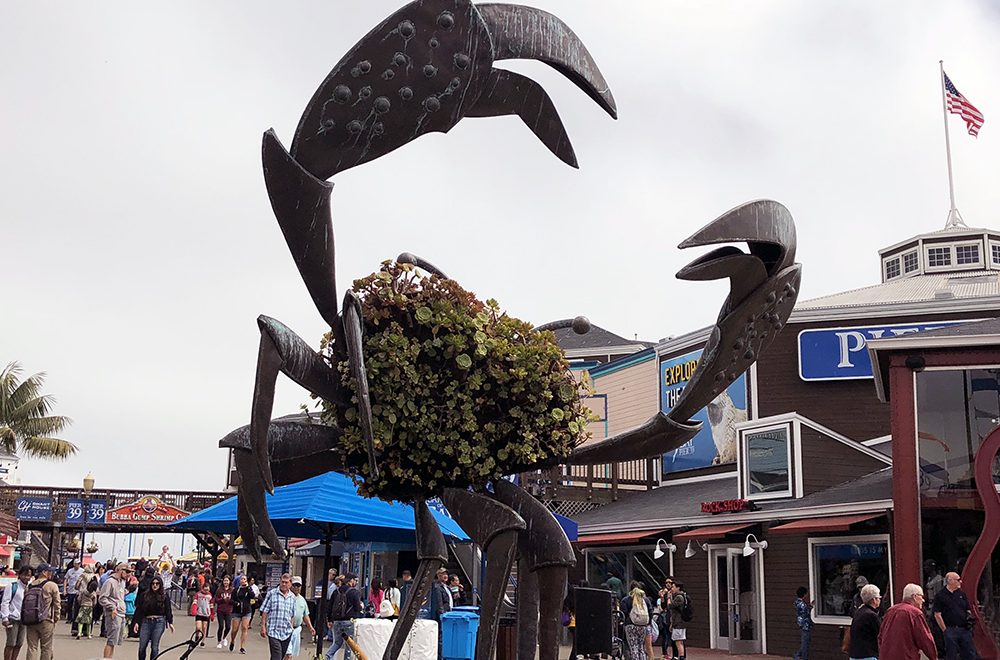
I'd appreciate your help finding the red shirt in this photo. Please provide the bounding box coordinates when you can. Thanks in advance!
[878,603,938,660]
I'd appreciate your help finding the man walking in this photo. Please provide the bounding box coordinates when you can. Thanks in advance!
[23,563,60,660]
[848,584,881,660]
[398,570,413,609]
[63,560,83,628]
[99,562,132,658]
[325,573,362,660]
[1,566,32,660]
[878,583,937,660]
[667,581,689,660]
[933,572,976,660]
[429,568,453,624]
[260,574,296,660]
[793,586,813,660]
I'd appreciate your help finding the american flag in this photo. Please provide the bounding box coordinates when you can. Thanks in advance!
[944,72,984,137]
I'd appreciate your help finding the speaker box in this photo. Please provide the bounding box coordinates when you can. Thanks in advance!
[574,587,614,655]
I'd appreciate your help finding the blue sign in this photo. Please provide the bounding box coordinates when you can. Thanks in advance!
[797,321,967,381]
[660,349,747,474]
[65,499,106,525]
[15,497,52,522]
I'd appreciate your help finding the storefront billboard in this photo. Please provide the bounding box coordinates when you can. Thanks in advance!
[797,320,966,381]
[106,496,189,525]
[65,499,106,525]
[15,497,52,522]
[660,349,747,475]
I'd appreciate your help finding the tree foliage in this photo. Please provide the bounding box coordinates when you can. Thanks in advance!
[0,362,76,460]
[320,262,590,501]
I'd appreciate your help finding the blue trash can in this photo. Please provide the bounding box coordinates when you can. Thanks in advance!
[441,610,480,660]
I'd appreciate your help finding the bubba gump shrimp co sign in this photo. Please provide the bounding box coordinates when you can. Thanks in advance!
[107,496,189,525]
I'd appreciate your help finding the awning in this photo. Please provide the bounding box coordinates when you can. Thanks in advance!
[575,530,663,545]
[673,522,754,541]
[768,513,884,535]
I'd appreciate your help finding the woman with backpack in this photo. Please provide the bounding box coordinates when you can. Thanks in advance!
[621,582,654,660]
[228,575,254,654]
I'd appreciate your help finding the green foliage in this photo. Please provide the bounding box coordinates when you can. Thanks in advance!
[320,262,590,500]
[0,362,76,460]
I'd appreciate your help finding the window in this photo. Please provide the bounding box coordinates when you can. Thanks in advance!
[992,243,1000,265]
[903,251,919,273]
[927,246,951,267]
[808,536,892,624]
[956,244,980,265]
[744,425,792,498]
[884,258,901,280]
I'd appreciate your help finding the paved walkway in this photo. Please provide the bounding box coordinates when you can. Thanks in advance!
[49,621,787,660]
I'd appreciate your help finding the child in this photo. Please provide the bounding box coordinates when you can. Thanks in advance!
[76,577,99,639]
[194,581,214,646]
[125,583,138,637]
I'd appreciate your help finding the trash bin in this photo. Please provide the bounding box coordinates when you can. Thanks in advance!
[495,617,516,660]
[441,610,480,660]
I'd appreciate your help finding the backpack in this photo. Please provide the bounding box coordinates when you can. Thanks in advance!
[20,580,49,625]
[329,587,352,621]
[87,578,99,593]
[680,593,694,623]
[629,597,650,626]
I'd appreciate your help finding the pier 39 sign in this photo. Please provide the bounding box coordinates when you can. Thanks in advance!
[797,320,965,381]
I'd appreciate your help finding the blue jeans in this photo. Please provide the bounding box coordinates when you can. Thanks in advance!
[945,626,976,660]
[794,627,811,660]
[138,617,166,660]
[325,620,355,660]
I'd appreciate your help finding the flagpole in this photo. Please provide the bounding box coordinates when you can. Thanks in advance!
[939,60,961,226]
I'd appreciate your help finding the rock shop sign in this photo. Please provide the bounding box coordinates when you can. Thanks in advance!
[107,496,189,525]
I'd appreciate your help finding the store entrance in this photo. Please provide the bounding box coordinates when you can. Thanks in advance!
[708,547,763,654]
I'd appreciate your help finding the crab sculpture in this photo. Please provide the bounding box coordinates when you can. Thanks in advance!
[221,3,802,660]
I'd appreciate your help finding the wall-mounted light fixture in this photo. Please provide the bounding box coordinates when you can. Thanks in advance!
[653,539,676,559]
[684,539,707,559]
[743,533,768,557]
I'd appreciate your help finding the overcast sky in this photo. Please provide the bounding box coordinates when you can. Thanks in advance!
[5,0,999,492]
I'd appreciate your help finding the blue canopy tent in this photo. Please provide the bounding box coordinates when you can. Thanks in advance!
[169,470,467,544]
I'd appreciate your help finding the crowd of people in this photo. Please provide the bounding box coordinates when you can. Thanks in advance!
[794,572,977,660]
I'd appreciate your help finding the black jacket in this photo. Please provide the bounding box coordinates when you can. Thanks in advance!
[848,604,881,659]
[132,591,173,629]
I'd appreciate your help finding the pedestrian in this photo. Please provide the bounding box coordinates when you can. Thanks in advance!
[132,576,174,660]
[75,576,98,639]
[248,576,262,626]
[214,575,234,648]
[932,572,975,660]
[385,579,401,618]
[186,567,200,614]
[447,575,465,607]
[324,573,362,660]
[429,568,452,622]
[667,580,689,660]
[92,563,106,635]
[656,577,679,660]
[22,563,60,660]
[878,583,938,660]
[1,565,32,660]
[229,575,254,654]
[124,583,137,638]
[368,579,384,617]
[98,562,132,658]
[849,584,882,660]
[193,581,214,646]
[794,586,813,660]
[621,582,654,660]
[285,576,315,659]
[63,560,83,627]
[398,570,413,609]
[605,570,626,601]
[260,573,297,660]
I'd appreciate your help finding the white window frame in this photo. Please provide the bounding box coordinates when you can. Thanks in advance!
[954,240,983,267]
[989,240,1000,266]
[883,257,901,280]
[806,534,893,625]
[739,421,794,501]
[925,244,953,270]
[902,250,919,274]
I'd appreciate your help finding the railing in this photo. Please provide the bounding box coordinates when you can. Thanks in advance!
[0,485,228,527]
[520,456,660,503]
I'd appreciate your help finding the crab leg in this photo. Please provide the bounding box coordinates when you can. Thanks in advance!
[441,488,525,660]
[342,291,379,479]
[384,499,447,660]
[491,480,573,660]
[396,253,449,279]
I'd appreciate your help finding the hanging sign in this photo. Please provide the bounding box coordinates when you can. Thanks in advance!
[15,497,52,522]
[700,499,753,514]
[65,499,107,525]
[106,496,189,525]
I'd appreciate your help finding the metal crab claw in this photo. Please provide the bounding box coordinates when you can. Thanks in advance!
[397,252,449,279]
[289,0,616,180]
[568,200,801,465]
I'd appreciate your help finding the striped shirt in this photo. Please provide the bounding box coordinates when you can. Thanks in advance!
[260,588,296,641]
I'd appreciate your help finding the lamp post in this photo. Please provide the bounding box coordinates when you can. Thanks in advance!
[81,473,95,563]
[147,537,154,561]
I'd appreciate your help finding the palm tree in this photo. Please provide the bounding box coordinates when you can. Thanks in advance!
[0,362,76,459]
